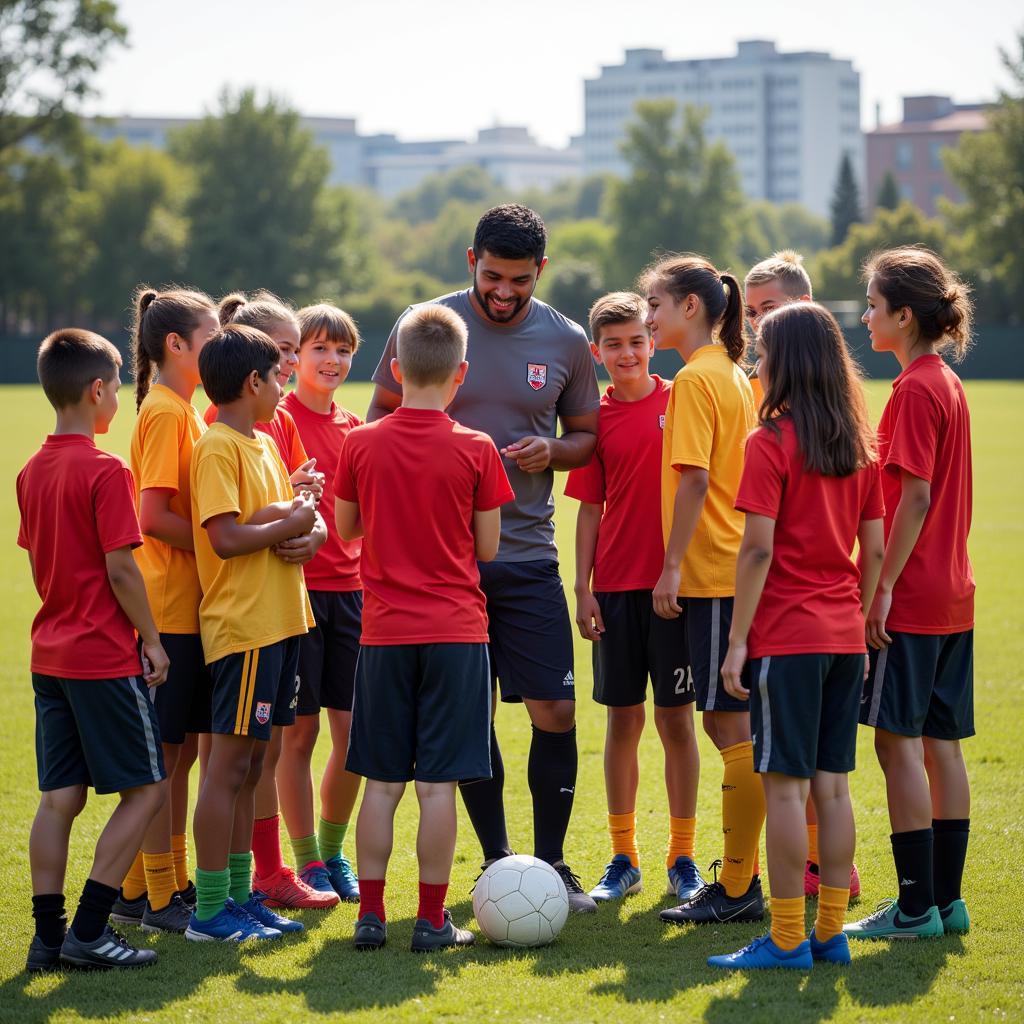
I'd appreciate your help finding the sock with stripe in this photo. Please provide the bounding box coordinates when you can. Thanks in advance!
[195,867,230,922]
[171,833,189,892]
[32,893,66,948]
[891,828,934,917]
[228,851,253,906]
[417,881,448,929]
[71,879,119,943]
[608,811,639,867]
[806,824,820,867]
[814,884,850,942]
[718,741,766,898]
[666,816,696,868]
[121,849,147,901]
[317,817,349,862]
[252,814,285,881]
[359,878,386,922]
[143,851,177,911]
[932,818,970,907]
[770,895,806,951]
[291,833,321,870]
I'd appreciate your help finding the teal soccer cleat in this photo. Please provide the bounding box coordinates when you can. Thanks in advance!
[324,854,360,903]
[843,898,943,940]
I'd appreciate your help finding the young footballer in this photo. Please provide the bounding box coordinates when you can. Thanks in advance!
[565,293,702,904]
[336,304,514,952]
[644,255,765,927]
[276,304,364,902]
[20,329,169,971]
[710,303,885,970]
[846,247,975,940]
[185,325,323,942]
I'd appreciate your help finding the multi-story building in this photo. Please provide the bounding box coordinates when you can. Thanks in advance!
[583,39,863,217]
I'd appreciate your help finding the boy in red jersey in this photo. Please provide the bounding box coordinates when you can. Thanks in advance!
[336,304,514,952]
[565,293,700,905]
[18,329,169,972]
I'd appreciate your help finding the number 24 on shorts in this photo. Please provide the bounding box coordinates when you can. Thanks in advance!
[674,667,694,695]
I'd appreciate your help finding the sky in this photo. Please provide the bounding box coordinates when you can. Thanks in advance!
[86,0,1021,146]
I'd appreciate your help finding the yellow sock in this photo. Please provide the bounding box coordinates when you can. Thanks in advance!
[608,811,639,867]
[770,895,806,950]
[144,851,177,911]
[718,742,766,898]
[666,816,696,868]
[171,833,189,892]
[122,850,147,900]
[814,885,850,942]
[807,824,820,866]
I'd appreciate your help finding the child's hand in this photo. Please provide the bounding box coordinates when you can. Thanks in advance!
[574,590,605,642]
[141,637,170,688]
[720,642,749,700]
[286,492,317,536]
[865,587,893,649]
[291,458,325,503]
[652,566,682,619]
[501,436,552,473]
[273,535,317,565]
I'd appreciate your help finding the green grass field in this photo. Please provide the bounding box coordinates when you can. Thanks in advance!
[1,380,1021,1024]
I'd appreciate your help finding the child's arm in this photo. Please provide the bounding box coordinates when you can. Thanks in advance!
[720,513,775,700]
[652,467,708,619]
[335,497,363,541]
[26,552,41,599]
[105,546,169,687]
[273,511,328,565]
[857,518,886,616]
[866,470,931,649]
[573,502,604,641]
[473,508,501,562]
[139,488,194,550]
[205,493,317,560]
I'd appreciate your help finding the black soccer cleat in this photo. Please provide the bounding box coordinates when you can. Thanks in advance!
[109,890,147,927]
[552,860,598,914]
[59,925,158,969]
[26,935,63,973]
[353,912,387,951]
[411,909,475,952]
[660,861,765,925]
[141,892,193,934]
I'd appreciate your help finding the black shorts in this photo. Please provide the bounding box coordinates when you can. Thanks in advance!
[478,559,575,703]
[684,597,747,713]
[749,653,864,778]
[209,637,301,741]
[297,590,362,715]
[346,643,492,783]
[33,673,166,795]
[593,590,693,707]
[149,634,213,744]
[861,630,974,740]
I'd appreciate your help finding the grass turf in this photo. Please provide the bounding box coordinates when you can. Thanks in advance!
[0,380,1021,1024]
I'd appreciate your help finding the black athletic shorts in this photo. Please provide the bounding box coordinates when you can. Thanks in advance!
[592,590,693,707]
[297,590,362,715]
[33,673,166,795]
[346,643,492,783]
[749,653,864,777]
[209,637,301,741]
[478,559,575,703]
[147,633,212,744]
[861,630,974,740]
[684,597,748,713]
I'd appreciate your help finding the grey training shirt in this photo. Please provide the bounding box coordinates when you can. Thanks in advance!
[372,289,600,562]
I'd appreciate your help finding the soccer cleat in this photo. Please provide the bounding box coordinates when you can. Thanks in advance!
[589,854,643,902]
[141,892,192,934]
[299,860,337,895]
[242,895,304,934]
[666,855,706,903]
[939,899,970,934]
[843,898,943,940]
[184,898,283,942]
[26,935,63,973]
[179,880,197,909]
[324,853,360,903]
[708,933,812,970]
[804,861,861,899]
[59,925,157,969]
[411,909,475,952]
[809,927,852,964]
[254,866,339,909]
[660,862,765,925]
[353,912,387,951]
[551,860,598,914]
[109,890,146,927]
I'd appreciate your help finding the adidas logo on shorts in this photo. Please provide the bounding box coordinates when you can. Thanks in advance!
[562,672,574,687]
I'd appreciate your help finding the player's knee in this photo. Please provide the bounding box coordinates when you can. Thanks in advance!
[285,715,319,757]
[654,705,695,745]
[607,704,645,739]
[529,699,575,733]
[41,785,88,820]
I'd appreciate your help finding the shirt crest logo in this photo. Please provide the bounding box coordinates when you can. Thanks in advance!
[255,701,272,726]
[659,414,666,430]
[527,363,547,390]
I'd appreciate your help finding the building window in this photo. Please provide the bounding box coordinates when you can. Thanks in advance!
[929,140,946,171]
[896,141,913,171]
[900,182,914,202]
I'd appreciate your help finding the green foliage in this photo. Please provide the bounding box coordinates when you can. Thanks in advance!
[390,164,501,226]
[520,173,614,224]
[830,151,862,245]
[876,170,901,211]
[537,259,606,331]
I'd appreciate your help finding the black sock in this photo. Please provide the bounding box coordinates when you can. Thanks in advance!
[528,725,577,865]
[891,828,935,917]
[932,818,970,907]
[71,879,119,943]
[32,893,66,948]
[459,724,513,862]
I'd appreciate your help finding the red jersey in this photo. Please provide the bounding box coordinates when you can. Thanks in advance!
[565,377,669,591]
[281,391,362,592]
[877,355,974,633]
[17,435,144,679]
[735,418,884,658]
[204,401,308,474]
[334,407,514,645]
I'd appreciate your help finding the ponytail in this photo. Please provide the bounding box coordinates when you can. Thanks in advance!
[218,289,298,335]
[718,272,744,363]
[217,292,247,327]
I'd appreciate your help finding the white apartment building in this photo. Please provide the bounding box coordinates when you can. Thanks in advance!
[584,40,863,217]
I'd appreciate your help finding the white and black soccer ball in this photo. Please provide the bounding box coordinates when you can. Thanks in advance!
[472,854,569,948]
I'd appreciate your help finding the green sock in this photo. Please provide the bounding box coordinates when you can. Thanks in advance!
[228,852,253,906]
[195,867,231,922]
[318,817,349,862]
[291,834,321,869]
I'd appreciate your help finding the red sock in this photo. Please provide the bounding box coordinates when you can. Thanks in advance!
[252,815,285,880]
[418,881,448,930]
[359,879,386,922]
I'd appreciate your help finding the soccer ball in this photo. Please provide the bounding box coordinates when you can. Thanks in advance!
[472,854,569,948]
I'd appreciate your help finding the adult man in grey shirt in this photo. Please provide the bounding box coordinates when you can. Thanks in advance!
[367,205,600,912]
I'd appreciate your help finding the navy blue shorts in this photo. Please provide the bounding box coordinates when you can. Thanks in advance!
[593,590,693,707]
[297,590,362,715]
[346,643,492,783]
[209,637,301,741]
[33,673,166,795]
[478,559,575,703]
[149,634,213,744]
[684,597,747,713]
[861,630,974,740]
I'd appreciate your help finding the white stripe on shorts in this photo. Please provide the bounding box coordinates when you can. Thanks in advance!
[757,657,773,773]
[867,647,889,727]
[706,597,722,708]
[130,678,163,783]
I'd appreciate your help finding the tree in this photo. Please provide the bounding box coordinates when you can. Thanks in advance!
[391,164,500,225]
[538,259,605,329]
[829,151,862,245]
[876,170,901,212]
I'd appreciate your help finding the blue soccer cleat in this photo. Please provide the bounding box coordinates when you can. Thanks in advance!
[298,861,336,895]
[666,855,705,903]
[809,928,851,964]
[324,854,360,903]
[589,854,643,902]
[708,933,812,970]
[184,898,283,942]
[242,894,304,934]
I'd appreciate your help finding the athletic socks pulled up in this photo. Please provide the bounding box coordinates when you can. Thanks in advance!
[667,816,696,868]
[770,895,806,951]
[608,812,638,867]
[121,849,147,901]
[891,827,935,917]
[528,724,577,865]
[228,851,253,906]
[317,817,349,863]
[718,741,765,898]
[32,893,66,948]
[71,879,119,943]
[359,878,386,922]
[171,833,189,893]
[195,867,230,922]
[252,814,285,880]
[291,833,321,870]
[144,851,177,911]
[815,884,850,942]
[933,818,970,907]
[459,724,513,863]
[417,881,448,929]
